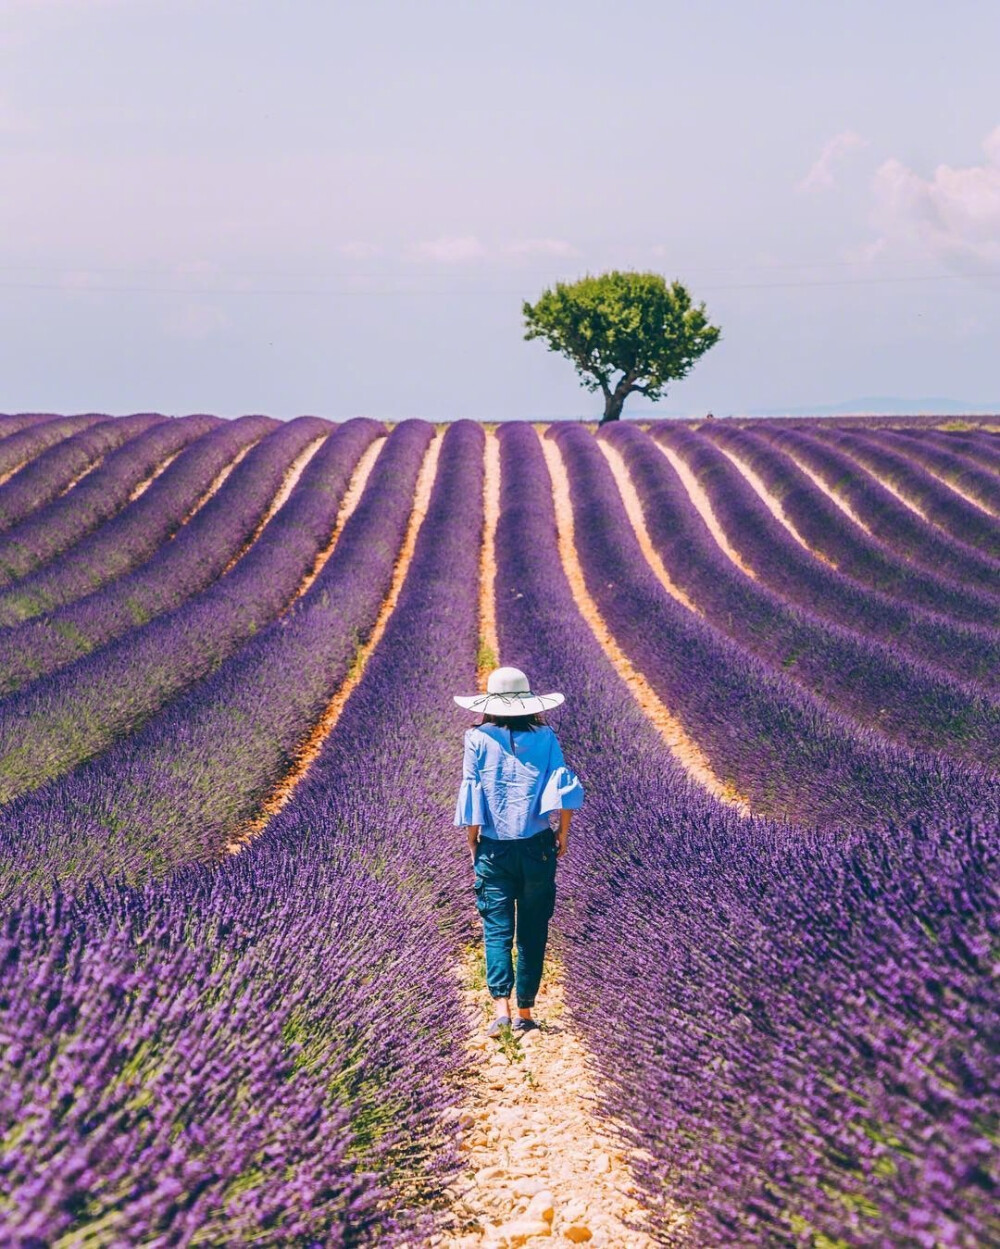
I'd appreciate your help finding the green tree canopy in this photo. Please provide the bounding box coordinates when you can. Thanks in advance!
[523,270,721,423]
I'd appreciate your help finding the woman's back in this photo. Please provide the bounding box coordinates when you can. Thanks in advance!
[458,723,581,842]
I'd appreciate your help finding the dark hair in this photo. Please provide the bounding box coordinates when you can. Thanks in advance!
[479,712,544,731]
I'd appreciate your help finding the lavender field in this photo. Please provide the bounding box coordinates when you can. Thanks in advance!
[0,411,997,1247]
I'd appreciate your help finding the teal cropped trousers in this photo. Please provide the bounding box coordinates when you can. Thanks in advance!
[472,829,558,1008]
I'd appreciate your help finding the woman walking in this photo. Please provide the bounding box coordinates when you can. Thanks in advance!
[454,666,584,1036]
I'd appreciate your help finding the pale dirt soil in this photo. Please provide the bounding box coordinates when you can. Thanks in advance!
[432,956,666,1249]
[435,436,682,1247]
[894,456,1000,518]
[182,437,259,523]
[220,433,329,575]
[0,460,30,488]
[126,448,184,503]
[774,448,879,536]
[596,440,701,615]
[53,454,107,501]
[477,431,501,686]
[541,432,748,811]
[814,442,932,522]
[225,432,443,848]
[708,443,838,569]
[652,441,759,581]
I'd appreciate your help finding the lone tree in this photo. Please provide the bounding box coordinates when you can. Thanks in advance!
[523,270,721,424]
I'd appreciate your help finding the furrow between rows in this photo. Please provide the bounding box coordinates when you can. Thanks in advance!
[0,415,219,589]
[0,420,425,894]
[737,424,1000,624]
[0,419,312,697]
[597,438,700,612]
[0,416,274,627]
[290,432,387,603]
[447,426,658,1248]
[0,414,162,532]
[654,436,757,579]
[552,422,999,828]
[819,428,1000,560]
[667,426,1000,691]
[541,432,745,809]
[709,436,840,563]
[0,415,104,486]
[477,430,501,683]
[602,424,1000,771]
[0,417,354,807]
[493,420,999,1246]
[226,428,443,846]
[886,428,1000,517]
[219,432,330,575]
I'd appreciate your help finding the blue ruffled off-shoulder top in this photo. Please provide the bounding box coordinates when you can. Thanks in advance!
[454,724,584,840]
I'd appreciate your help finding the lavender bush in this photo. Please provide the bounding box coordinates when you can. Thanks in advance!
[0,416,322,699]
[0,420,428,894]
[754,424,1000,608]
[267,418,485,925]
[653,423,1000,690]
[550,422,999,827]
[601,422,1000,762]
[0,414,217,587]
[886,428,1000,515]
[701,422,1000,631]
[0,413,76,437]
[0,413,162,533]
[0,422,487,1243]
[0,836,463,1244]
[0,415,274,625]
[922,428,1000,475]
[814,427,1000,561]
[0,413,995,1246]
[0,418,377,805]
[496,420,1000,1246]
[0,414,104,482]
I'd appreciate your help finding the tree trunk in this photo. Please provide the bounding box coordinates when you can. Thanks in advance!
[600,391,627,424]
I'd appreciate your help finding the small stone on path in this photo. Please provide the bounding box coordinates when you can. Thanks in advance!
[563,1224,593,1243]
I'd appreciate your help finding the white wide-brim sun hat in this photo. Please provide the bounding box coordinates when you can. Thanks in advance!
[454,666,564,717]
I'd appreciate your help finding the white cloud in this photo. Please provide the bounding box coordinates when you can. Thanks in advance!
[868,125,1000,270]
[796,131,868,193]
[504,238,578,258]
[412,235,487,263]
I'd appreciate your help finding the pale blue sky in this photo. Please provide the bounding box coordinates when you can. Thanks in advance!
[0,0,997,418]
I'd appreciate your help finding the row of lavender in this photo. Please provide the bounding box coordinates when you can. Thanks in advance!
[0,422,483,1243]
[0,416,376,803]
[1,414,995,819]
[0,414,993,1244]
[497,422,999,1246]
[742,423,1000,597]
[0,415,218,586]
[688,412,999,430]
[0,420,431,894]
[697,423,1000,631]
[600,424,1000,767]
[552,422,1000,828]
[0,414,269,625]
